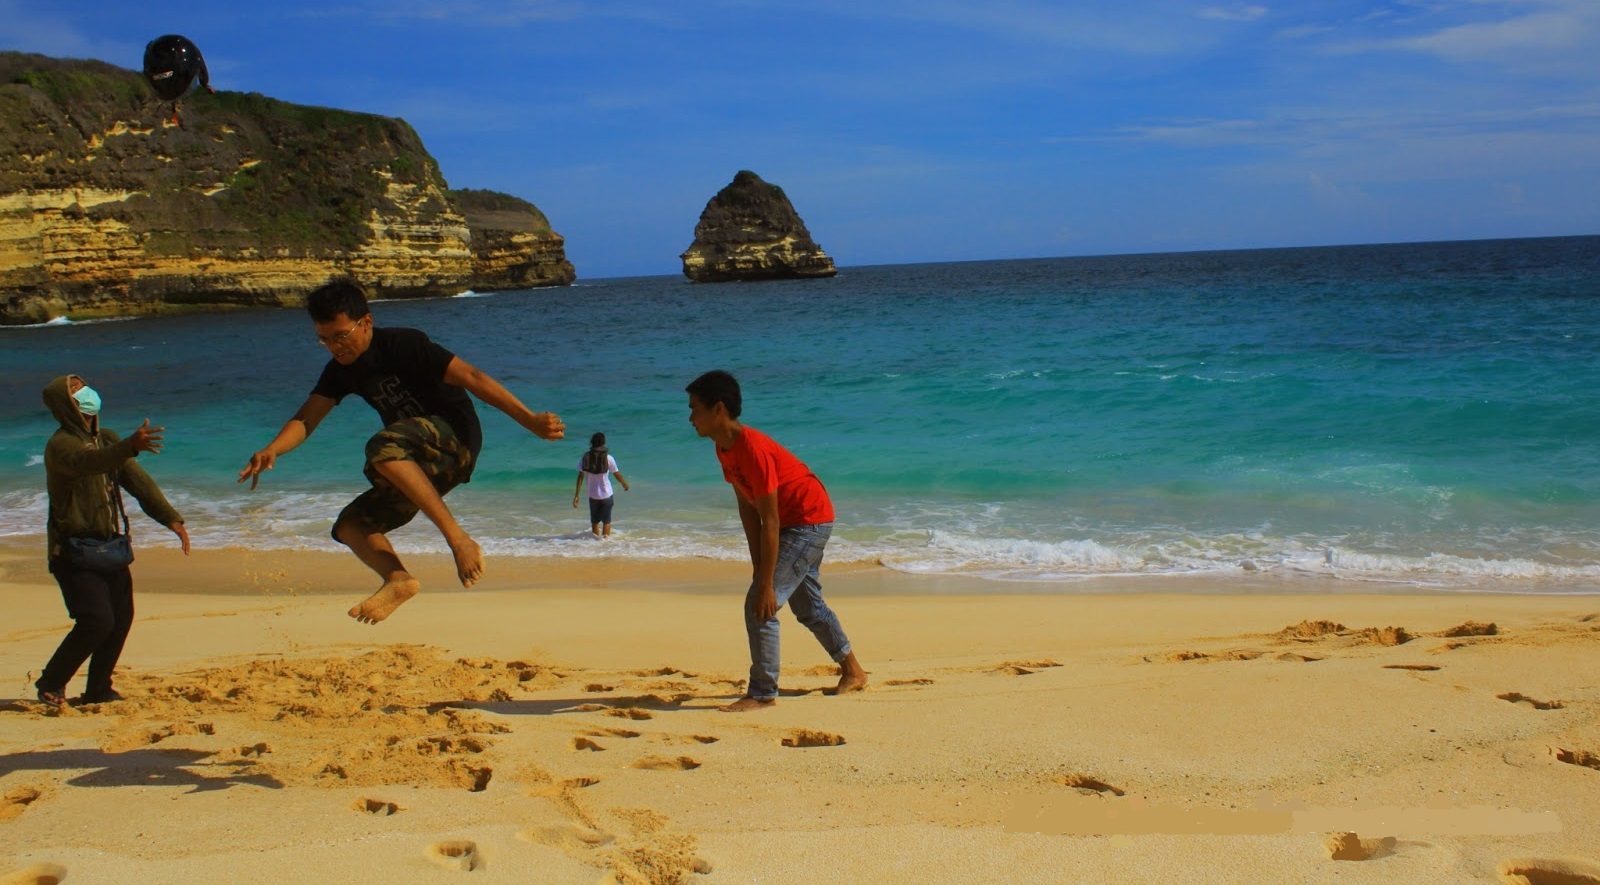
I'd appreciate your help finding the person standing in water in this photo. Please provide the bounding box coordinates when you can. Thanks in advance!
[238,279,565,624]
[36,375,190,708]
[573,432,630,538]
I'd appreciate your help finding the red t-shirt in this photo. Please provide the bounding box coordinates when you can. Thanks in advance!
[717,426,834,527]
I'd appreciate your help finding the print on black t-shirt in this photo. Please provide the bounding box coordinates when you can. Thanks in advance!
[310,327,484,465]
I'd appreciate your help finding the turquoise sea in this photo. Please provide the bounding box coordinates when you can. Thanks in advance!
[3,236,1599,592]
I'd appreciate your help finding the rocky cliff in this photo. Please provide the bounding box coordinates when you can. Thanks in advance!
[680,170,836,282]
[0,52,574,325]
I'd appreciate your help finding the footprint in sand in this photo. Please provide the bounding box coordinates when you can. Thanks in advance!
[446,762,493,792]
[630,755,701,770]
[631,666,692,677]
[884,677,935,686]
[1383,664,1441,671]
[1550,747,1600,771]
[151,721,216,742]
[605,708,654,721]
[584,683,615,692]
[780,729,845,748]
[352,798,401,815]
[234,742,272,758]
[1275,653,1322,662]
[1356,627,1414,646]
[1438,621,1498,638]
[1497,857,1600,884]
[427,840,482,872]
[644,733,721,747]
[419,736,492,755]
[573,737,606,752]
[0,787,44,822]
[529,775,601,800]
[992,659,1063,675]
[1053,773,1124,796]
[102,721,217,753]
[583,727,640,739]
[1326,831,1396,861]
[1153,650,1210,662]
[1498,692,1565,711]
[0,862,68,885]
[521,824,615,851]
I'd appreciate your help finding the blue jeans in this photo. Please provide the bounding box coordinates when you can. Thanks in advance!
[745,523,852,701]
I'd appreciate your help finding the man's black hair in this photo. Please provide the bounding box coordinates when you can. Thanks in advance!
[686,370,741,420]
[589,431,606,448]
[306,279,371,323]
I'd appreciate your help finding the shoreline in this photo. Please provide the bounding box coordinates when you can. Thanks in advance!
[5,540,1597,600]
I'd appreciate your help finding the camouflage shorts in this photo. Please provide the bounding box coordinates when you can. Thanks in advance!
[333,415,475,538]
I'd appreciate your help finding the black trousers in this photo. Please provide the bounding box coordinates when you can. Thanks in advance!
[37,562,134,697]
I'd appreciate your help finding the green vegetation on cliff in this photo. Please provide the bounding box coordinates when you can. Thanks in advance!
[0,52,574,323]
[1,53,445,253]
[448,188,553,233]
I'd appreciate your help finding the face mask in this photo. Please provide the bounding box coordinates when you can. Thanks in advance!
[72,385,102,417]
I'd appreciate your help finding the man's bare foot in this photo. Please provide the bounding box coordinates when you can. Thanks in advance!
[348,575,420,624]
[719,696,776,712]
[449,536,484,587]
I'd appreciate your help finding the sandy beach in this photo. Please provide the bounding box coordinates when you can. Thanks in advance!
[1,541,1597,883]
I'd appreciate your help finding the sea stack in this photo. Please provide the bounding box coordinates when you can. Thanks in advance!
[680,170,836,282]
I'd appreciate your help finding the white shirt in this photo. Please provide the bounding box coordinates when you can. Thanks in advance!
[578,454,619,499]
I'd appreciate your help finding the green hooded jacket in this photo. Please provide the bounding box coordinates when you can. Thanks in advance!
[41,375,183,564]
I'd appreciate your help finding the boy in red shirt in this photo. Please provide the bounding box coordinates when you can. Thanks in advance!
[686,370,868,711]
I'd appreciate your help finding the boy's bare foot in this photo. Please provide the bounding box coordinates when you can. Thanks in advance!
[833,670,869,694]
[830,652,869,694]
[719,697,776,712]
[348,575,420,624]
[449,536,484,587]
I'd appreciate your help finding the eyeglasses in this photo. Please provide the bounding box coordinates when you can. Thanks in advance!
[315,317,367,348]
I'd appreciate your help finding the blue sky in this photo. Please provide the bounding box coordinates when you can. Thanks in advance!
[4,1,1597,278]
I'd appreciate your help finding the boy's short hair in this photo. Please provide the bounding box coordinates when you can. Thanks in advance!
[306,279,371,323]
[686,370,742,420]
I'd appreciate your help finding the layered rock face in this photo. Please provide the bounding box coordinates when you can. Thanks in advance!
[450,189,574,291]
[0,53,573,325]
[680,170,835,282]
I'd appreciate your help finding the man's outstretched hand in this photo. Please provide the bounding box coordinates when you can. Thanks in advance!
[237,450,277,489]
[532,412,566,440]
[129,419,164,454]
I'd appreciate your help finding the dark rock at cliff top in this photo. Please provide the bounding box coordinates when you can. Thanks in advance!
[0,52,572,324]
[680,170,836,282]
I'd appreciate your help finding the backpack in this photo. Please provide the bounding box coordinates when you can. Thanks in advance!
[582,447,609,475]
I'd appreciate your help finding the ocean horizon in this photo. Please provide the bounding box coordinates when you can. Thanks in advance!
[4,234,1600,593]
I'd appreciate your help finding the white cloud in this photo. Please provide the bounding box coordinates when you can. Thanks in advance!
[1400,8,1597,59]
[1274,24,1332,40]
[1199,5,1268,23]
[1331,0,1600,69]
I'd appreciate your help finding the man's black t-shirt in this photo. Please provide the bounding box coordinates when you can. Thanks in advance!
[311,327,483,471]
